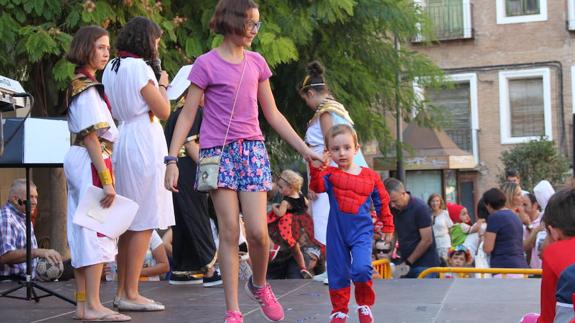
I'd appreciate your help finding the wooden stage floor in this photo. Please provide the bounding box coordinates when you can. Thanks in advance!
[0,278,540,322]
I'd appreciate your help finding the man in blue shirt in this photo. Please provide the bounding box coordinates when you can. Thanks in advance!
[0,179,63,281]
[384,178,440,278]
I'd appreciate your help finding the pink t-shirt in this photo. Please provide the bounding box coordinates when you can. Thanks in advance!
[188,49,272,148]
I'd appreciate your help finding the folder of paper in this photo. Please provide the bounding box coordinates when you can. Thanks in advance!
[73,185,139,238]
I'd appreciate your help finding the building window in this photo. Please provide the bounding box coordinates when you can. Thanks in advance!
[413,0,472,41]
[496,0,547,24]
[506,0,539,16]
[499,68,552,144]
[424,73,479,164]
[427,84,472,151]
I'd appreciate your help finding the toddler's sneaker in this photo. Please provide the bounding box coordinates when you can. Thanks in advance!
[329,311,349,323]
[245,276,285,321]
[223,311,243,323]
[313,270,327,282]
[357,305,374,323]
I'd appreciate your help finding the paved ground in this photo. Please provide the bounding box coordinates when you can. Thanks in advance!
[0,278,540,322]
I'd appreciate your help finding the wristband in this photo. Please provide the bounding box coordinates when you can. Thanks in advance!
[159,84,168,90]
[185,135,199,144]
[166,160,177,165]
[164,155,178,164]
[98,169,113,185]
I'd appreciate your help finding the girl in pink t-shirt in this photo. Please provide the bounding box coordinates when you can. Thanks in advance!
[164,1,322,322]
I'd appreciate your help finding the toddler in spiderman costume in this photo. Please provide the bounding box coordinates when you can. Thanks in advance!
[309,124,394,323]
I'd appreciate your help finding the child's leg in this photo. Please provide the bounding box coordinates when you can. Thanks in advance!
[238,191,268,287]
[326,226,352,314]
[115,233,128,299]
[122,230,153,302]
[74,267,86,318]
[350,235,375,307]
[211,189,241,312]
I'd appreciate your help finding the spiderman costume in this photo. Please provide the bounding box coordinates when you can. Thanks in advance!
[309,164,394,315]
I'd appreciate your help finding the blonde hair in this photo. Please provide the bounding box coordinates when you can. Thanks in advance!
[501,181,521,208]
[279,169,303,192]
[324,124,359,148]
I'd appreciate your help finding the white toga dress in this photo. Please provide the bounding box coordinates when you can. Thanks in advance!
[64,87,117,268]
[103,58,175,231]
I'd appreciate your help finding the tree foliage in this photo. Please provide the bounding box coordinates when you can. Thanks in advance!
[498,138,570,192]
[0,0,445,171]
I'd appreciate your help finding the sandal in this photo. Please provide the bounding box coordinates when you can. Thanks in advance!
[73,291,86,320]
[81,312,131,322]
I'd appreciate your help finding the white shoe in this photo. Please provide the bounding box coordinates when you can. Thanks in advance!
[313,271,327,282]
[323,277,329,285]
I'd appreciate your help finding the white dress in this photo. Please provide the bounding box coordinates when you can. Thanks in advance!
[64,88,117,268]
[102,58,175,231]
[305,112,368,244]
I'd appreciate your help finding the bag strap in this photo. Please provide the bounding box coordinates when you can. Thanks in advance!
[220,57,247,153]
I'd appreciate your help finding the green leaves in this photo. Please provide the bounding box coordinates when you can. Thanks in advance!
[257,33,298,67]
[20,25,60,62]
[0,0,446,166]
[499,138,569,191]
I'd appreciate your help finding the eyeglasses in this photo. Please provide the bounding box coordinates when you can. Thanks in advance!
[246,21,262,32]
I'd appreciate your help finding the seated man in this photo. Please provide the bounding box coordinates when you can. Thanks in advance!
[0,179,69,281]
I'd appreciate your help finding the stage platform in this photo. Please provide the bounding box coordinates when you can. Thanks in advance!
[0,278,540,322]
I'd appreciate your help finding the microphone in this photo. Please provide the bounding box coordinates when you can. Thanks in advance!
[146,58,162,82]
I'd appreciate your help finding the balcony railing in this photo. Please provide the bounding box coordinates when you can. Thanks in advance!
[414,0,473,42]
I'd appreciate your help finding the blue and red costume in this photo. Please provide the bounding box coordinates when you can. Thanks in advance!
[309,164,394,314]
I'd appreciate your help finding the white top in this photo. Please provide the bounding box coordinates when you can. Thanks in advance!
[305,112,368,167]
[103,58,157,122]
[142,230,164,281]
[68,87,117,142]
[432,210,453,249]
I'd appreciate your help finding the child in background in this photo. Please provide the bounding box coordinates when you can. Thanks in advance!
[270,170,313,279]
[520,187,575,323]
[444,245,472,278]
[448,203,479,248]
[104,230,170,282]
[309,124,394,323]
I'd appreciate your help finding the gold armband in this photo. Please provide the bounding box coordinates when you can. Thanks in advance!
[98,169,113,185]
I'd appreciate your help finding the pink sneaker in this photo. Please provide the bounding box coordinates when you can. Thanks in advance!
[329,312,349,323]
[224,311,243,323]
[245,277,285,321]
[357,305,374,323]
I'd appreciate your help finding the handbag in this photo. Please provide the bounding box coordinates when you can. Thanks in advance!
[196,58,247,192]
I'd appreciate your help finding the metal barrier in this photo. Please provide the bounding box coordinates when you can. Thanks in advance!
[372,259,392,279]
[417,267,542,279]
